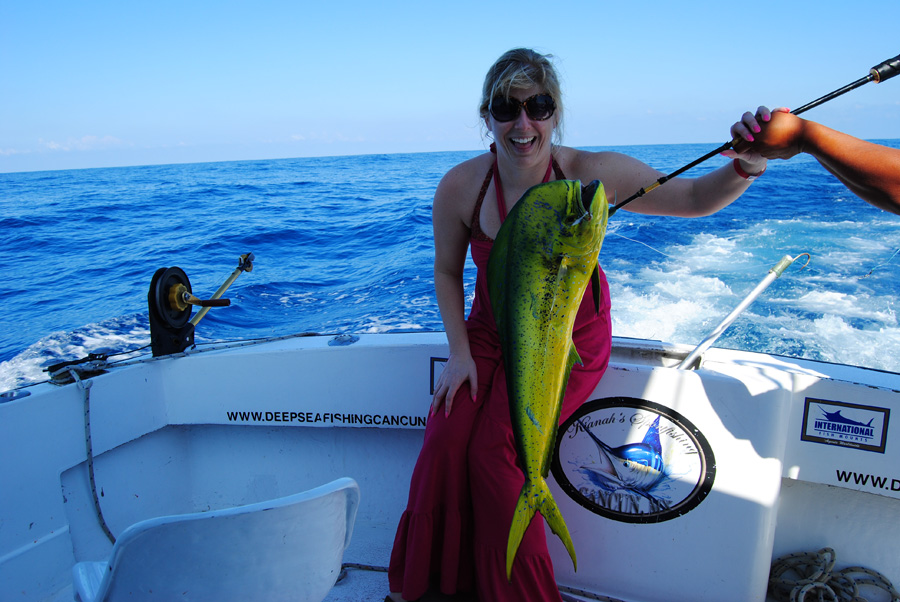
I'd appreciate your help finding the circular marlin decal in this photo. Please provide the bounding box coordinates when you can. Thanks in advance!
[552,397,716,524]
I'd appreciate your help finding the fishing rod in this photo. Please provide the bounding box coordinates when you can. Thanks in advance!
[608,53,900,217]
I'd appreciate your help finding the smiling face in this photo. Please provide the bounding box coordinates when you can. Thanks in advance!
[486,85,559,166]
[479,48,565,157]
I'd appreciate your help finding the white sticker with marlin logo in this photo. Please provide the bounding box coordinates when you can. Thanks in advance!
[551,397,716,524]
[801,397,890,454]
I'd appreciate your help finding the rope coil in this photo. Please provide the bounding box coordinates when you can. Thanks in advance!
[769,547,900,602]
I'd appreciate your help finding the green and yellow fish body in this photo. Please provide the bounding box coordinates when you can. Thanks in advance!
[487,179,608,580]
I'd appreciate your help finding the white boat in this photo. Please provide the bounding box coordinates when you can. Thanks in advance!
[2,263,899,602]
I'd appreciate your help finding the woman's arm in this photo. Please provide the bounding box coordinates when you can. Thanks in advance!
[575,147,767,218]
[430,168,479,416]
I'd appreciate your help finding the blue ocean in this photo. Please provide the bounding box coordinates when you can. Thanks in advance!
[2,142,900,392]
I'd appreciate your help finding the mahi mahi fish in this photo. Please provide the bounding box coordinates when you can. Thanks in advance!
[487,178,609,579]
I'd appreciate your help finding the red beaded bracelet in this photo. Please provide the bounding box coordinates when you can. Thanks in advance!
[733,158,766,181]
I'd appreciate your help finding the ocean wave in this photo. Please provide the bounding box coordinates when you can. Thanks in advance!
[2,146,899,387]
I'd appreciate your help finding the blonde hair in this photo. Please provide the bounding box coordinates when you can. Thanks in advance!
[479,48,564,144]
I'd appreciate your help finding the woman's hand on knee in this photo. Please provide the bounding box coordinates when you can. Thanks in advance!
[431,354,478,417]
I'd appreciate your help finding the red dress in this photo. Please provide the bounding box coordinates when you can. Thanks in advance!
[388,159,612,601]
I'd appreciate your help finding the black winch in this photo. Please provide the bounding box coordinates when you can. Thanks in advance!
[147,253,254,356]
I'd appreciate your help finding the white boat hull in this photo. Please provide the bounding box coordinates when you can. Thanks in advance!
[1,333,898,601]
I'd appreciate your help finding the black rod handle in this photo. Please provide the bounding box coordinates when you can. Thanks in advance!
[793,53,900,116]
[871,54,900,83]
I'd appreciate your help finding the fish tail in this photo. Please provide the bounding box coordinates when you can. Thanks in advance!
[506,483,536,580]
[506,478,577,580]
[539,480,578,574]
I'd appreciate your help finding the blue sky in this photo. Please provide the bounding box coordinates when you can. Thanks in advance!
[2,1,898,173]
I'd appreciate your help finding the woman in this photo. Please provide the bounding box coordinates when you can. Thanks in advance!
[387,48,767,602]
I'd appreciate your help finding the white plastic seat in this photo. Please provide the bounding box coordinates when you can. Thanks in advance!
[72,477,359,602]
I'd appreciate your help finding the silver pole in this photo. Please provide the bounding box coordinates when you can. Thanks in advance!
[678,255,801,370]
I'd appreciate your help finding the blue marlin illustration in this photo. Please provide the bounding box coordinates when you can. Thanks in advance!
[819,408,874,428]
[577,416,669,501]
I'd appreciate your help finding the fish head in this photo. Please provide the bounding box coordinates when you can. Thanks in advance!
[555,179,608,258]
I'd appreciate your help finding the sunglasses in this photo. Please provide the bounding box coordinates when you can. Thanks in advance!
[489,94,556,122]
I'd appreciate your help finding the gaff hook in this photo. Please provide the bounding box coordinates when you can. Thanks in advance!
[678,253,811,370]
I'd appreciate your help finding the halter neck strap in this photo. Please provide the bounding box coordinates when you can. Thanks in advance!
[490,144,554,221]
